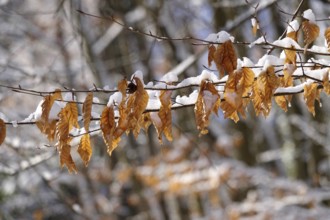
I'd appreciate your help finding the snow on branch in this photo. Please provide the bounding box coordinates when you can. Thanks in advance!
[1,6,330,172]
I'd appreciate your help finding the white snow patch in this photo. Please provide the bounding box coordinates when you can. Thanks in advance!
[146,91,161,110]
[107,92,122,107]
[0,112,8,122]
[302,9,316,23]
[309,45,330,54]
[132,70,144,84]
[160,71,179,82]
[11,120,18,128]
[103,85,110,90]
[237,57,255,70]
[272,37,301,49]
[204,31,234,43]
[287,20,299,33]
[177,70,218,87]
[251,18,259,29]
[249,36,266,47]
[242,57,255,67]
[275,83,306,94]
[174,90,199,106]
[256,55,284,74]
[92,97,100,103]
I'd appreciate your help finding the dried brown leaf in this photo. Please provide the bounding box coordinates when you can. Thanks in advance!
[118,78,128,101]
[238,68,255,96]
[323,71,330,95]
[195,88,206,134]
[100,106,117,155]
[127,77,149,137]
[251,18,259,36]
[304,83,320,116]
[275,96,288,112]
[302,20,320,47]
[66,102,79,130]
[56,108,70,147]
[36,120,57,141]
[284,47,296,65]
[0,119,6,146]
[41,89,62,125]
[37,89,62,141]
[256,66,280,116]
[251,81,264,116]
[287,31,298,42]
[195,80,220,134]
[325,27,330,51]
[78,134,92,166]
[60,143,77,173]
[158,90,173,141]
[208,45,216,67]
[220,92,241,122]
[220,68,254,121]
[139,112,152,131]
[82,92,93,132]
[274,66,294,112]
[213,40,237,78]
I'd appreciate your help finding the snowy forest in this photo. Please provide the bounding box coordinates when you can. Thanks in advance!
[1,0,330,219]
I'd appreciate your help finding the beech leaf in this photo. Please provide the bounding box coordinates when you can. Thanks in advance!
[60,143,77,173]
[304,83,320,116]
[78,134,92,166]
[0,119,6,146]
[213,40,237,78]
[82,92,93,132]
[302,20,320,47]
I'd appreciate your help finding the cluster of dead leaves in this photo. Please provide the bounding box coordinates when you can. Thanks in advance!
[100,77,149,156]
[34,91,94,173]
[1,12,330,173]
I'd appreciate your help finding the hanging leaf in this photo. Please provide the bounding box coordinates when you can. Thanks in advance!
[325,27,330,51]
[258,66,280,114]
[118,78,128,100]
[237,68,255,96]
[251,81,264,116]
[78,134,92,166]
[275,96,288,112]
[157,90,173,142]
[56,107,70,147]
[287,31,298,42]
[251,17,259,36]
[36,120,57,142]
[139,112,152,131]
[213,40,237,78]
[304,83,320,116]
[208,45,216,67]
[66,102,79,130]
[127,77,149,137]
[195,80,220,134]
[220,67,254,121]
[112,78,129,139]
[195,88,206,134]
[220,94,240,122]
[100,106,117,155]
[275,66,294,112]
[323,71,330,95]
[37,89,62,141]
[302,20,320,47]
[40,89,62,126]
[82,92,93,132]
[284,47,296,65]
[60,143,77,173]
[0,119,6,146]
